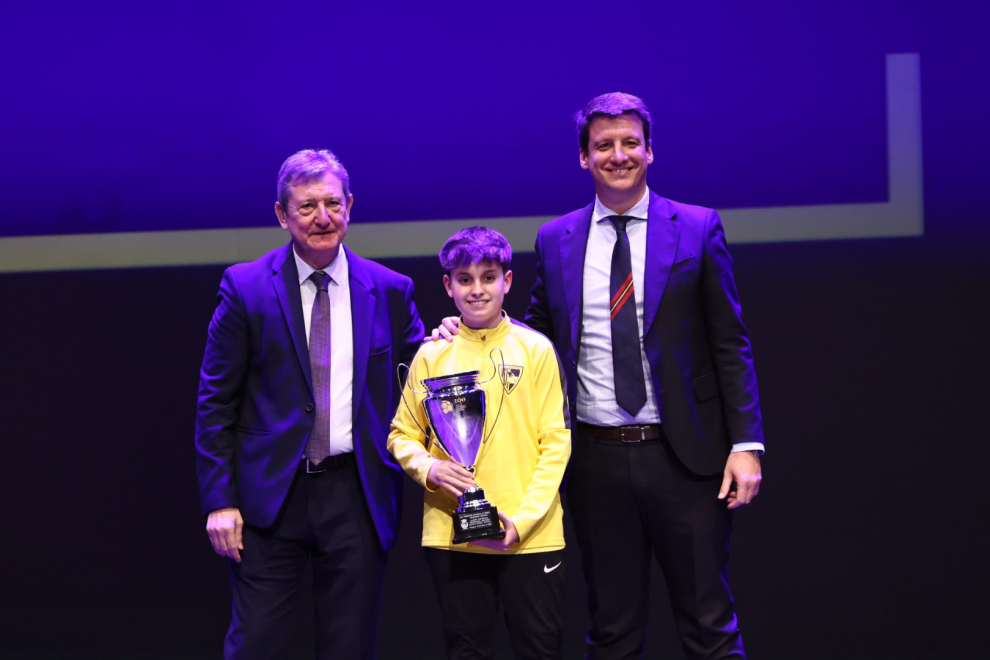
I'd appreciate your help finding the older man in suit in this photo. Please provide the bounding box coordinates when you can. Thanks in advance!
[196,149,424,659]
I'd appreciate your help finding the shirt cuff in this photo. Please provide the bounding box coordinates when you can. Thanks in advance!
[731,442,765,456]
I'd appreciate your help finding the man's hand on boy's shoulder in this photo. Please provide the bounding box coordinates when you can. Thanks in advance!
[469,512,519,552]
[427,317,460,343]
[427,459,475,499]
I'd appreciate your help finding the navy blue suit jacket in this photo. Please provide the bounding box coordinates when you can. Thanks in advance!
[195,243,425,551]
[525,192,763,476]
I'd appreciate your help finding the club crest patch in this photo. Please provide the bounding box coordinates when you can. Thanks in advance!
[498,365,524,394]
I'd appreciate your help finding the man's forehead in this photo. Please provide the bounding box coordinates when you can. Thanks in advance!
[289,172,344,196]
[589,113,645,138]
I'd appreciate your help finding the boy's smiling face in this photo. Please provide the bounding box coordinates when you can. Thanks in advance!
[443,260,513,330]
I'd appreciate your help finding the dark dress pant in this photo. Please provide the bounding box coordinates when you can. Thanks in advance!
[566,429,745,660]
[224,457,387,660]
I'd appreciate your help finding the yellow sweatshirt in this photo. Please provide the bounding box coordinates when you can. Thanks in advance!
[388,314,570,554]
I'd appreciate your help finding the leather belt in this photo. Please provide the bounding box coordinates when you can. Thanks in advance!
[576,422,665,443]
[303,452,355,473]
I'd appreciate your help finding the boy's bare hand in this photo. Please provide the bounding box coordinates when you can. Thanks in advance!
[427,460,475,498]
[428,317,460,342]
[469,512,519,551]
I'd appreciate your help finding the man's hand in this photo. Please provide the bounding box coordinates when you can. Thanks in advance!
[427,460,475,499]
[427,317,460,343]
[206,507,244,562]
[718,452,762,509]
[469,512,519,552]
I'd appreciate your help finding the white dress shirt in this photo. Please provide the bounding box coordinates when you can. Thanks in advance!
[293,248,354,456]
[576,189,763,454]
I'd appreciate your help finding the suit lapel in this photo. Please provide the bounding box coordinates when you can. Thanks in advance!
[559,203,593,351]
[643,193,680,337]
[273,243,314,396]
[346,247,374,433]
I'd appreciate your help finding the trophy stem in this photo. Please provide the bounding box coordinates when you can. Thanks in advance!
[452,471,505,544]
[460,466,481,499]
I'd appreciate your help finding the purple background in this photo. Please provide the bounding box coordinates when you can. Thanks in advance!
[1,0,944,237]
[2,1,989,658]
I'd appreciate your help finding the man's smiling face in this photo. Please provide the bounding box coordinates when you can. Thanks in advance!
[275,172,353,269]
[580,112,654,210]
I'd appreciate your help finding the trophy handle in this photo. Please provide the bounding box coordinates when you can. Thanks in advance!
[475,347,503,386]
[396,363,431,440]
[479,348,509,445]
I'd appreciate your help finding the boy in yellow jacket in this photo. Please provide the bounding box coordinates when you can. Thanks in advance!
[388,226,571,659]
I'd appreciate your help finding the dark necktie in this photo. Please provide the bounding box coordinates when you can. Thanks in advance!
[608,216,647,416]
[306,271,332,464]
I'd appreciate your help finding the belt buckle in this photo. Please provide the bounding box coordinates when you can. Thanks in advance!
[620,426,645,443]
[306,458,328,473]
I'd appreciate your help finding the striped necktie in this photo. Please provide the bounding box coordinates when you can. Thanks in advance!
[608,215,647,416]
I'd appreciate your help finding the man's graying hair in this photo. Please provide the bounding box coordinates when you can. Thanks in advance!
[277,149,351,210]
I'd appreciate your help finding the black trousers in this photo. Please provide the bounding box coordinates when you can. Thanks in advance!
[224,458,387,660]
[424,547,566,660]
[566,430,745,660]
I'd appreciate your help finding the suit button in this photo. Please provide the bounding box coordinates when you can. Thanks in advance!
[305,403,315,412]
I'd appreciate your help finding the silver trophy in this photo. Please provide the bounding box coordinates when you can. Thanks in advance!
[419,370,505,544]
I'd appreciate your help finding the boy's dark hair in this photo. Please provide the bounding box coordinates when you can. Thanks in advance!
[575,92,652,154]
[439,226,513,275]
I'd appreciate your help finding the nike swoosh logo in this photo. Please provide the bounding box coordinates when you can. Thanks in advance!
[544,562,562,573]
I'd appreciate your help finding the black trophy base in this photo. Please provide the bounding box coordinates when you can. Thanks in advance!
[451,489,505,544]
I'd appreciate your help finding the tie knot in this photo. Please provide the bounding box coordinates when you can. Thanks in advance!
[608,215,633,234]
[309,271,331,292]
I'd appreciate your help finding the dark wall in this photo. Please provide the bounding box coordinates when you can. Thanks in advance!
[2,230,988,658]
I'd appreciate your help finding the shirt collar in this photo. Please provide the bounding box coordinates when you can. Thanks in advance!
[293,246,346,286]
[456,311,511,342]
[592,187,651,224]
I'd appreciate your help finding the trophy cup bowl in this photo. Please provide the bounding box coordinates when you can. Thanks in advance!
[421,371,505,544]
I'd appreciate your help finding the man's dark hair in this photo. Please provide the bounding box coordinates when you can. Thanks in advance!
[575,92,652,153]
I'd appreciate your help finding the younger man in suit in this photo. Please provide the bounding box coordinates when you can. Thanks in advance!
[388,227,571,660]
[527,93,765,659]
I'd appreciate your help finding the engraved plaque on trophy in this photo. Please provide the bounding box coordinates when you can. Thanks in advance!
[421,370,505,544]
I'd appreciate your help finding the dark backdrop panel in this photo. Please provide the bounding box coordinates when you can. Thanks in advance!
[2,231,987,658]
